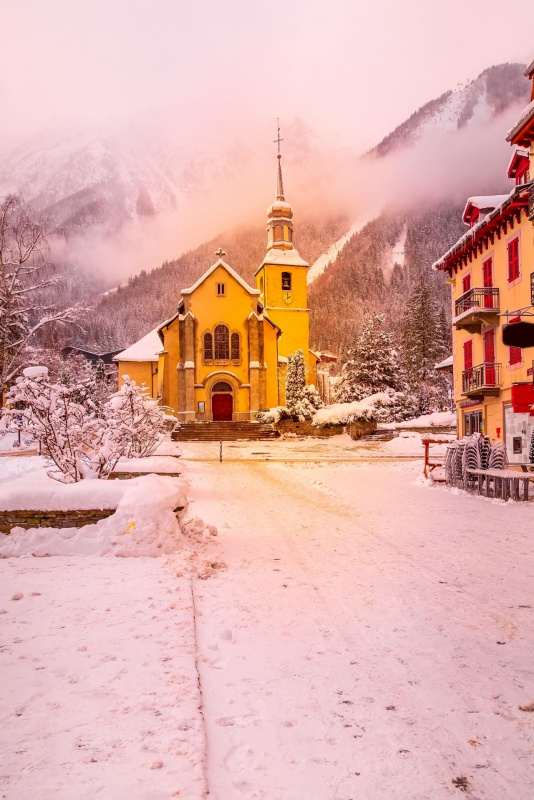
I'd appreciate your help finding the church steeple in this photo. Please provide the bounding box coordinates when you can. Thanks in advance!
[266,121,294,251]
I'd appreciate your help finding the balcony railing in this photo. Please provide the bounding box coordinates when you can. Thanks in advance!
[455,287,500,318]
[462,361,501,396]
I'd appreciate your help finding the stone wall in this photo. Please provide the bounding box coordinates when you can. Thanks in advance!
[0,509,115,535]
[109,470,181,480]
[348,419,377,439]
[273,420,345,437]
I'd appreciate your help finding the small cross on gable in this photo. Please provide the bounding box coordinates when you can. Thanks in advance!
[215,248,226,258]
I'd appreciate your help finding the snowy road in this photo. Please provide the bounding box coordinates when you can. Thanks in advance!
[186,455,534,800]
[2,444,534,799]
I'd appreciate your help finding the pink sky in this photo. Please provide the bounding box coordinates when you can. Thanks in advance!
[2,0,533,153]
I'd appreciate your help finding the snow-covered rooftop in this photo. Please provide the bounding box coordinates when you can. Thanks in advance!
[114,328,163,362]
[433,186,521,271]
[525,58,534,77]
[181,258,260,296]
[435,355,453,370]
[255,247,309,275]
[506,99,534,142]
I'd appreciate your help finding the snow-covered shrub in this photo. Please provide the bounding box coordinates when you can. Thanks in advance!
[106,375,169,458]
[256,406,291,424]
[313,392,392,427]
[4,373,118,483]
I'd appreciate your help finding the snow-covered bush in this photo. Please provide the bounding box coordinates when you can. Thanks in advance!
[4,372,118,483]
[106,375,169,458]
[256,406,291,424]
[2,372,169,482]
[313,392,393,427]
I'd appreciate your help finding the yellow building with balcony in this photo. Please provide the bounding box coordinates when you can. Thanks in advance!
[434,58,534,464]
[114,148,318,421]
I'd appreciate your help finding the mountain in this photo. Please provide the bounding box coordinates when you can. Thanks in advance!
[3,61,530,360]
[368,63,527,158]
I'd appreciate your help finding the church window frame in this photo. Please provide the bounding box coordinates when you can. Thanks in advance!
[214,324,230,362]
[231,331,240,363]
[203,331,213,364]
[282,271,292,291]
[216,282,226,296]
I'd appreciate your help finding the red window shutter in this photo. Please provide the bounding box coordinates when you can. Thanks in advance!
[508,238,520,282]
[462,274,471,294]
[483,329,495,363]
[483,258,493,287]
[509,346,522,365]
[463,340,473,371]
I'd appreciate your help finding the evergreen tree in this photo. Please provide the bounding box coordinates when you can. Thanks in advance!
[336,313,403,402]
[401,281,449,415]
[285,350,316,420]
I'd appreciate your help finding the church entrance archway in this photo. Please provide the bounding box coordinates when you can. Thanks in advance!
[211,381,233,421]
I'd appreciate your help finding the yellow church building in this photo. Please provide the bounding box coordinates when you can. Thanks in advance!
[115,147,318,421]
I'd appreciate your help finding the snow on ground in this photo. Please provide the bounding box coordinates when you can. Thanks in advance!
[185,450,534,800]
[1,556,207,800]
[2,437,534,798]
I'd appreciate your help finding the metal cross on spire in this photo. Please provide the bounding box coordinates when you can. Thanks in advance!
[273,119,285,201]
[273,118,284,157]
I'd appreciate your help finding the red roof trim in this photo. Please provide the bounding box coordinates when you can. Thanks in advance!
[435,193,529,275]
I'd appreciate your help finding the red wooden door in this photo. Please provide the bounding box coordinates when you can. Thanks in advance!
[483,329,495,385]
[212,393,233,421]
[483,257,493,307]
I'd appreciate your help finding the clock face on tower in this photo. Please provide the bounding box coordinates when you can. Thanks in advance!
[282,291,294,305]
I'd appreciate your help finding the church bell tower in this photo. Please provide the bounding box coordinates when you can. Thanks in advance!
[255,123,315,383]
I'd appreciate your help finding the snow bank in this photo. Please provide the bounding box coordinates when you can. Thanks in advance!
[395,410,457,429]
[313,392,392,426]
[0,474,187,558]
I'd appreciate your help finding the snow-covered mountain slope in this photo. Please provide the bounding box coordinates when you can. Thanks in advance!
[368,63,527,158]
[307,217,375,284]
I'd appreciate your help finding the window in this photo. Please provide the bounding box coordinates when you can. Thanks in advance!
[463,340,473,372]
[508,237,520,282]
[282,271,292,291]
[216,282,226,296]
[510,346,522,366]
[231,332,240,361]
[212,381,232,392]
[203,332,213,361]
[214,324,229,360]
[462,274,471,294]
[464,410,482,436]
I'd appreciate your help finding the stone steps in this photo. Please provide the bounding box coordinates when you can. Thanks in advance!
[171,422,279,441]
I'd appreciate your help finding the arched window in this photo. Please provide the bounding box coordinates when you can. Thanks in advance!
[214,324,229,360]
[212,381,232,392]
[203,332,213,361]
[231,332,240,361]
[282,271,292,290]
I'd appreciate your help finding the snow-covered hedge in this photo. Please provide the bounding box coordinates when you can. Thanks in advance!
[256,406,291,424]
[395,410,457,429]
[312,392,392,427]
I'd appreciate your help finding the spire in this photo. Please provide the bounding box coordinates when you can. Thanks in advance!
[274,119,285,201]
[266,120,293,251]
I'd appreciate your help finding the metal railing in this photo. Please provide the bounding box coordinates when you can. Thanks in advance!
[462,362,501,394]
[455,287,499,317]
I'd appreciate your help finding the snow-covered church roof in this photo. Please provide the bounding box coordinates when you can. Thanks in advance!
[113,327,163,362]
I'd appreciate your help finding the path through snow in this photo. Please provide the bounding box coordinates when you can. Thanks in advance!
[186,456,534,800]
